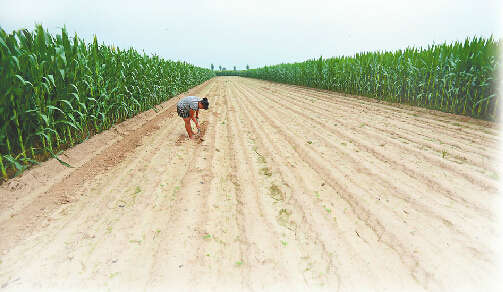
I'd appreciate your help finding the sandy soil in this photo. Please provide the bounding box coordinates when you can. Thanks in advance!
[0,77,501,291]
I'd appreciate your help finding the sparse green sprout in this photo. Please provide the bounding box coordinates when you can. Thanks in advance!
[442,150,448,159]
[129,239,142,245]
[281,240,288,246]
[269,184,285,201]
[235,260,243,266]
[257,154,266,164]
[260,167,272,176]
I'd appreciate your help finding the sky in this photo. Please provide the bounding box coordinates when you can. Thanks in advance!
[1,0,501,70]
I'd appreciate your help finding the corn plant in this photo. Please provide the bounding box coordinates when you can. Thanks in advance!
[234,37,500,120]
[0,25,214,180]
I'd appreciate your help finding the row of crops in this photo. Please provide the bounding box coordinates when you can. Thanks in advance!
[0,25,215,180]
[232,37,500,120]
[215,70,242,76]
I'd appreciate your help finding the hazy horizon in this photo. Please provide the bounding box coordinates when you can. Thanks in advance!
[1,0,501,69]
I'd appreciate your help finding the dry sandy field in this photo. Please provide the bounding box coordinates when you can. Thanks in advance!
[0,76,501,291]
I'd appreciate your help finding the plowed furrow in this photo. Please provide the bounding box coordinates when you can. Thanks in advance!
[233,77,500,290]
[232,81,494,250]
[238,80,498,205]
[258,79,499,142]
[247,80,499,179]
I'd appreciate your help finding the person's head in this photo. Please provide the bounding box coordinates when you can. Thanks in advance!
[199,97,209,110]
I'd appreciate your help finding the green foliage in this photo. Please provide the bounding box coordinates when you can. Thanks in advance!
[216,70,243,76]
[0,25,215,180]
[232,37,501,120]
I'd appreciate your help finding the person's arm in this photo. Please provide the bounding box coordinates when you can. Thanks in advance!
[196,109,199,119]
[189,109,200,129]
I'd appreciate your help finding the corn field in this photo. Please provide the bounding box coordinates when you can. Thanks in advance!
[0,25,214,180]
[237,37,500,120]
[215,70,242,76]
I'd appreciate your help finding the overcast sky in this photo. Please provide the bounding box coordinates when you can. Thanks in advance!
[1,0,501,69]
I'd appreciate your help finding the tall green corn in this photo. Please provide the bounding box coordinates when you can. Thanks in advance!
[234,37,500,120]
[0,25,214,180]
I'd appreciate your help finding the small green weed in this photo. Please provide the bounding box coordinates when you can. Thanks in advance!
[129,239,142,245]
[260,167,272,177]
[269,184,285,201]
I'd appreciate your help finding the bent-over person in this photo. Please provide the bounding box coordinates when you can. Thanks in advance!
[176,96,209,139]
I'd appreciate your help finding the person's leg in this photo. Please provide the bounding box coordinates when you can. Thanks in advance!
[183,117,194,138]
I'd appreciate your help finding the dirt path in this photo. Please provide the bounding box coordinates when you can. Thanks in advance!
[0,77,501,291]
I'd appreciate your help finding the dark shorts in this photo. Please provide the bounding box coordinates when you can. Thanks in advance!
[177,105,190,118]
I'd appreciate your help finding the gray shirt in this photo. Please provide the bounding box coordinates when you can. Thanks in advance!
[177,96,201,112]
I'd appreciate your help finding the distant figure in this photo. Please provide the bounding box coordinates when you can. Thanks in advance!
[176,96,209,139]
